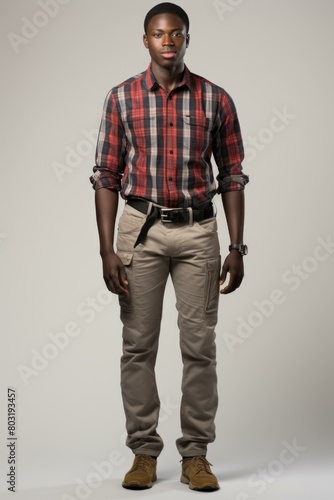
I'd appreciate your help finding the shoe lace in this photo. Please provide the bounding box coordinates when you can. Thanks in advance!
[132,454,154,473]
[183,456,214,476]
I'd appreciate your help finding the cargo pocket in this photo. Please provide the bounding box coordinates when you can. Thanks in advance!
[117,252,134,315]
[205,256,221,314]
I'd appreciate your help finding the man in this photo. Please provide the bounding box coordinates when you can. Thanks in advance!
[90,2,248,492]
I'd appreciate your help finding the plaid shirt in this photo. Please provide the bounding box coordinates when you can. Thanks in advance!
[90,64,249,208]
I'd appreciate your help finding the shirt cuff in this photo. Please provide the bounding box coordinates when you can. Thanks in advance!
[89,167,121,191]
[217,174,249,193]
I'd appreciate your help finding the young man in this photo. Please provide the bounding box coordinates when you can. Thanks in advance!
[90,2,248,492]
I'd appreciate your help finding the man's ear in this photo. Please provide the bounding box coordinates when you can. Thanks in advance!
[143,34,149,49]
[186,33,190,48]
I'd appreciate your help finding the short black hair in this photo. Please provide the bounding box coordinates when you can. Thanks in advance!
[144,2,190,34]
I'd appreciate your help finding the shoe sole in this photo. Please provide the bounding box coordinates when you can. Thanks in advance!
[122,474,157,490]
[122,482,152,490]
[180,475,220,491]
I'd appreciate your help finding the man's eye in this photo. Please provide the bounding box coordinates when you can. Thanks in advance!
[153,34,162,38]
[172,32,182,38]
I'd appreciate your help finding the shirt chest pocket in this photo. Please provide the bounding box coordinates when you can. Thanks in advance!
[177,113,211,152]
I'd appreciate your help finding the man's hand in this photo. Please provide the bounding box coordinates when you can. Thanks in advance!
[101,251,129,295]
[219,251,244,294]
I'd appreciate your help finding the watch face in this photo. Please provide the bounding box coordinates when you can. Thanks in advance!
[242,245,248,255]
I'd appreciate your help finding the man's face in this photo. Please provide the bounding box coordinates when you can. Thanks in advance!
[143,13,189,69]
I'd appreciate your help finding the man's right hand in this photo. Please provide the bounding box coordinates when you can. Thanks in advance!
[101,252,129,295]
[94,189,127,295]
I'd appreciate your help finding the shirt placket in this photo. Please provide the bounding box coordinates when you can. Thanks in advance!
[165,92,178,207]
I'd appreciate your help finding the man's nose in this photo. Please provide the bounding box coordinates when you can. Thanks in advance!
[162,34,174,45]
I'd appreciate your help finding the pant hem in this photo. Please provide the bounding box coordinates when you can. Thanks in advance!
[132,449,162,458]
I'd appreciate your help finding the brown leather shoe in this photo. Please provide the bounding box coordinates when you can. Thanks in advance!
[181,456,220,491]
[122,454,157,489]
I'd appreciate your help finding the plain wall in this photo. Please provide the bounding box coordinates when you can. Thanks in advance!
[1,0,333,493]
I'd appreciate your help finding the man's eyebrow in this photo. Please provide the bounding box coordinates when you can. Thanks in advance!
[152,28,183,32]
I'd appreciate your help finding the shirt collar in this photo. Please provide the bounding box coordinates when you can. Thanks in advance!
[144,63,193,92]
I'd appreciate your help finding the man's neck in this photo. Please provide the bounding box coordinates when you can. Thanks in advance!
[151,61,185,93]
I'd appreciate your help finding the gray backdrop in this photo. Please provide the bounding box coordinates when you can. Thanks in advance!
[1,1,333,499]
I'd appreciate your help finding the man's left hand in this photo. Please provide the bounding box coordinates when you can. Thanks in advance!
[219,251,244,294]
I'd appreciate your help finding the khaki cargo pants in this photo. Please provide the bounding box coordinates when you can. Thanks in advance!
[116,202,221,457]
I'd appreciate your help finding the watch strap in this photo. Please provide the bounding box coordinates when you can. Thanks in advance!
[229,243,248,255]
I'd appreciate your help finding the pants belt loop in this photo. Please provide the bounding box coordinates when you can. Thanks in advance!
[146,201,153,216]
[187,207,193,226]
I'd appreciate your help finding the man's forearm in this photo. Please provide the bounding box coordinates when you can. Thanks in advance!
[95,188,119,255]
[219,190,245,294]
[221,190,245,244]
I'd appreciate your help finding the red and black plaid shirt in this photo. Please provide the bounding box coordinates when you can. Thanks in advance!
[90,64,248,208]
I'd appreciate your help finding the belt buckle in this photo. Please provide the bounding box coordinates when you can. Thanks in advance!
[160,208,182,223]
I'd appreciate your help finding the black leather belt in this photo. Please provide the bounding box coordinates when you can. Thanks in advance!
[127,198,214,247]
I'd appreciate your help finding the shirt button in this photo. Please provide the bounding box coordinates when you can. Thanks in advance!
[168,177,173,181]
[169,150,173,154]
[169,122,173,126]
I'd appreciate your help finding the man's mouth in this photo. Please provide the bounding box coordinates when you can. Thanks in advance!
[161,51,177,58]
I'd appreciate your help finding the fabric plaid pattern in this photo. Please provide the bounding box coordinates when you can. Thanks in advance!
[90,64,248,208]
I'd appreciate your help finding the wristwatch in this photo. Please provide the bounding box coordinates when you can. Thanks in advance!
[229,243,248,256]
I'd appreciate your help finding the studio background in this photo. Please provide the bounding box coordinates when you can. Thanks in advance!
[1,0,333,499]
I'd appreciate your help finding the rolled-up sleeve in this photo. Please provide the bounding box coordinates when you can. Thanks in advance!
[213,91,249,193]
[89,90,126,191]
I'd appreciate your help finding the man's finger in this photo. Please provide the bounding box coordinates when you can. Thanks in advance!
[219,267,227,285]
[106,272,129,295]
[220,272,240,294]
[119,268,129,287]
